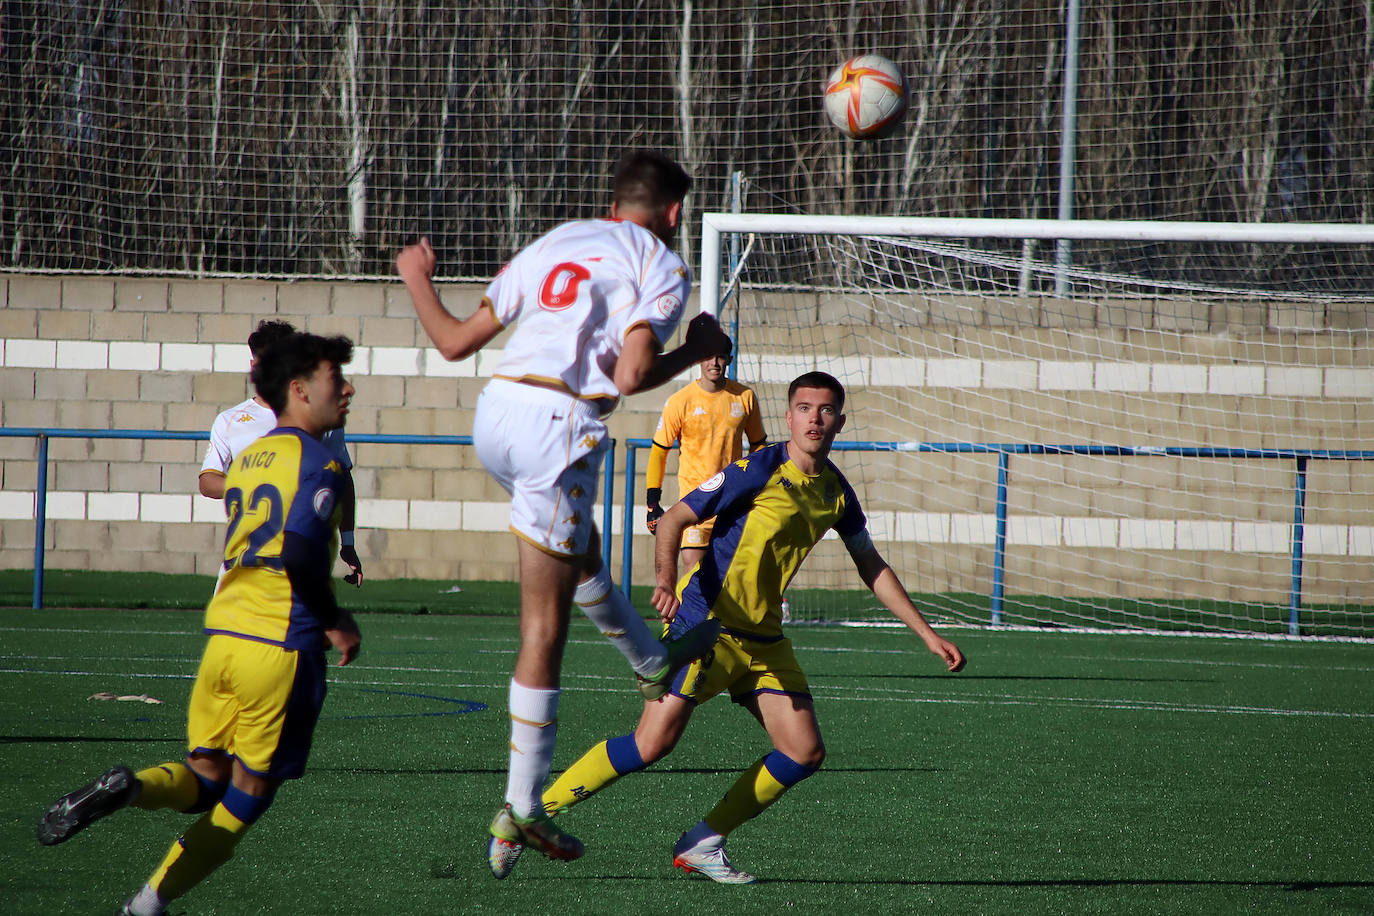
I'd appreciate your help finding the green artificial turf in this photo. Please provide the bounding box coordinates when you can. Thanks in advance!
[2,607,1372,914]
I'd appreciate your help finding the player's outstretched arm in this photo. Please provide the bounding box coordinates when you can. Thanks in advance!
[645,438,671,533]
[616,314,732,396]
[397,237,502,361]
[650,501,699,623]
[852,544,965,672]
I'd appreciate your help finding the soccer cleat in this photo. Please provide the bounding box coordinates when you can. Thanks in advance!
[486,834,524,879]
[37,765,139,846]
[672,843,758,885]
[637,617,722,701]
[488,803,582,866]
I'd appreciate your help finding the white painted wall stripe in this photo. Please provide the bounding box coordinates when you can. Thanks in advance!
[3,337,1372,399]
[0,488,1363,557]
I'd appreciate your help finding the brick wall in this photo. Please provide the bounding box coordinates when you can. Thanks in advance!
[1,274,1370,603]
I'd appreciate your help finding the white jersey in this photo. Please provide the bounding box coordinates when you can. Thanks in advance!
[200,397,352,478]
[483,218,691,413]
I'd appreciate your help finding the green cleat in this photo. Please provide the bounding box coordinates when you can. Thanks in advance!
[487,803,581,870]
[637,617,722,701]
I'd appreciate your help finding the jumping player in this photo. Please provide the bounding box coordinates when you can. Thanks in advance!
[37,332,363,915]
[644,338,766,573]
[396,150,732,872]
[492,371,965,883]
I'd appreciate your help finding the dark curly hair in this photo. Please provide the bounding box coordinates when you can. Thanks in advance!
[251,332,354,415]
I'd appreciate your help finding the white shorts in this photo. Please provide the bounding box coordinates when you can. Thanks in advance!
[473,378,608,558]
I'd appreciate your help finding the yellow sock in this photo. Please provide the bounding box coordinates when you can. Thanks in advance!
[133,762,200,812]
[543,738,634,815]
[702,751,815,837]
[147,801,250,903]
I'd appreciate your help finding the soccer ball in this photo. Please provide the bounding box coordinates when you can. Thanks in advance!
[823,54,909,140]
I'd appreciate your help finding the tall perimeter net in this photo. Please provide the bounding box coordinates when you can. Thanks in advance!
[702,214,1374,638]
[2,2,1370,279]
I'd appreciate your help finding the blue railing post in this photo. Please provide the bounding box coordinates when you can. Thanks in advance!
[601,439,615,577]
[991,449,1010,625]
[33,434,49,610]
[620,445,637,598]
[1289,455,1309,636]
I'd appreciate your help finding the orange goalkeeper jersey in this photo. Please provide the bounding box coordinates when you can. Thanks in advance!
[648,379,766,499]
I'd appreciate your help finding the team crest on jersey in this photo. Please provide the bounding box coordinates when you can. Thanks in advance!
[730,403,744,417]
[700,470,725,492]
[313,487,337,521]
[654,293,682,319]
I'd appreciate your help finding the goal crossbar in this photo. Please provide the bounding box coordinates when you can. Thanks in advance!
[699,214,1374,313]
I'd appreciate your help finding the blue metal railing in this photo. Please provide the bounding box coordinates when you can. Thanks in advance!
[619,438,1374,635]
[0,428,617,610]
[5,426,1371,633]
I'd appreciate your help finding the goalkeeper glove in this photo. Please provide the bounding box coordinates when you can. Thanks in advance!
[645,488,664,534]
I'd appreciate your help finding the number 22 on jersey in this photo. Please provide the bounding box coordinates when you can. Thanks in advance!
[223,484,286,571]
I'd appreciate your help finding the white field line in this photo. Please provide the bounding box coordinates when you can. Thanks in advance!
[2,659,1368,720]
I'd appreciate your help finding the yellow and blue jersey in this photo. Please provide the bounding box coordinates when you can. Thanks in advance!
[205,427,344,650]
[676,442,866,640]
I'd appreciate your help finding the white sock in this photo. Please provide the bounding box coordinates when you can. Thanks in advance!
[675,820,725,854]
[574,570,667,676]
[504,680,560,818]
[124,885,166,916]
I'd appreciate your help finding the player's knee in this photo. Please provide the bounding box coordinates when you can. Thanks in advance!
[573,565,612,606]
[633,730,680,764]
[785,742,826,771]
[185,772,229,814]
[221,783,277,827]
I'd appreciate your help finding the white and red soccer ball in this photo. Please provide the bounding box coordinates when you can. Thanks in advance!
[823,54,909,140]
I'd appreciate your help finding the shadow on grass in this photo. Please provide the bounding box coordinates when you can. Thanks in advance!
[826,673,1214,684]
[430,871,1374,891]
[309,765,946,777]
[1,735,180,744]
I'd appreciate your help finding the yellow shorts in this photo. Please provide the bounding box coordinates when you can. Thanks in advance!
[680,519,714,549]
[673,630,810,705]
[186,634,327,780]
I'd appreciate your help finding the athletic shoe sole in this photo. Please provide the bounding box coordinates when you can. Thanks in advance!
[37,765,138,846]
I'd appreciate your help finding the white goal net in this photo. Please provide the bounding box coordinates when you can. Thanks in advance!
[702,213,1374,638]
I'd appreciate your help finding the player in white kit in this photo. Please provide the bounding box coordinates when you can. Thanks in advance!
[397,150,731,872]
[199,320,363,586]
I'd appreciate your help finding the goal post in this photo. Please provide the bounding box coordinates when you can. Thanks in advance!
[695,213,1374,638]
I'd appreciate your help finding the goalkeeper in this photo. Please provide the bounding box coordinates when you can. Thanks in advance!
[492,371,965,884]
[644,338,766,574]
